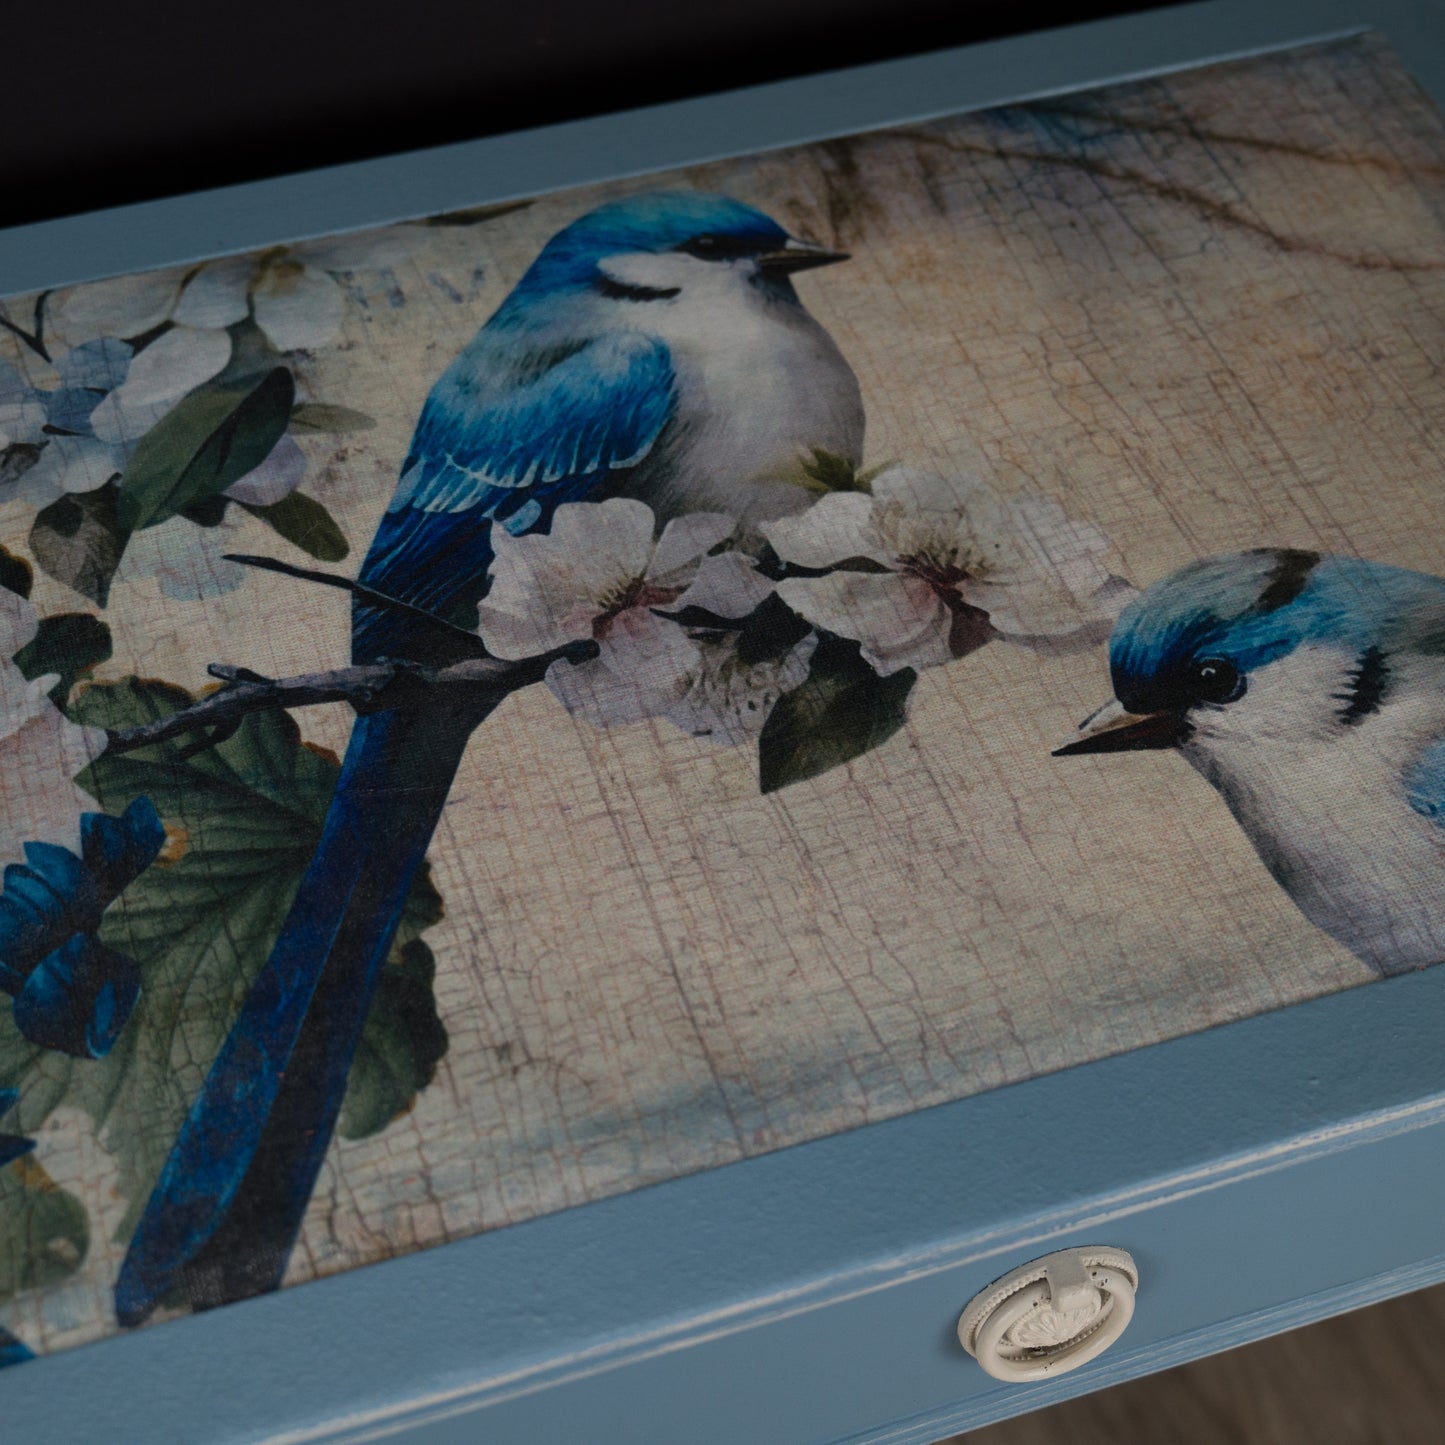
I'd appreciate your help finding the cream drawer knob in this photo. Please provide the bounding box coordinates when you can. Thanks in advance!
[957,1247,1139,1382]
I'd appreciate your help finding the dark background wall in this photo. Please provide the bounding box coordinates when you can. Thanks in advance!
[3,1,1185,229]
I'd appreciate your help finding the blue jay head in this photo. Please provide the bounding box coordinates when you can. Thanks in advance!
[504,192,847,309]
[1054,548,1445,756]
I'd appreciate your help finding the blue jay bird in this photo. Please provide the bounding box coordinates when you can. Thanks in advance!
[116,192,862,1321]
[1055,547,1445,976]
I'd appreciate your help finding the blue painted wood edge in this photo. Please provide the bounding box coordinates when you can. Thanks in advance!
[837,1250,1445,1445]
[7,959,1445,1443]
[0,0,1386,296]
[4,0,1445,1441]
[269,975,1445,1445]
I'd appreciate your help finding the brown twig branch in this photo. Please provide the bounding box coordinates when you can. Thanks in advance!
[100,641,599,757]
[893,126,1445,274]
[0,293,52,363]
[1027,102,1445,180]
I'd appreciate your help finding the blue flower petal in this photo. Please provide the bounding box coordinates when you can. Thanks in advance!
[0,800,165,993]
[43,386,106,435]
[19,843,98,926]
[13,934,142,1059]
[0,1089,34,1169]
[0,800,163,1056]
[0,1133,33,1168]
[0,1327,35,1369]
[56,338,131,393]
[81,798,165,903]
[0,863,75,983]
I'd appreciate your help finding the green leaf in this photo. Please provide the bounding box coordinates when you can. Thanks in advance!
[288,402,375,434]
[758,636,915,793]
[178,494,230,528]
[0,1157,89,1301]
[0,544,33,599]
[339,939,448,1140]
[116,367,295,532]
[13,613,113,707]
[798,448,889,495]
[0,679,446,1236]
[239,490,349,562]
[28,482,131,607]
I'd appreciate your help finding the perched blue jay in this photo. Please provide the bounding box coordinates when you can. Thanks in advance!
[115,192,861,1321]
[1055,547,1445,976]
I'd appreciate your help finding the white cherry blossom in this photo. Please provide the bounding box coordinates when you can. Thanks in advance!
[88,326,233,452]
[1,351,129,507]
[2,336,305,517]
[764,466,1123,675]
[477,497,734,659]
[478,498,810,743]
[45,226,423,355]
[658,629,818,746]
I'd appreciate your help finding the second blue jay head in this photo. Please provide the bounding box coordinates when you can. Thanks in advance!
[1054,547,1444,755]
[505,191,847,308]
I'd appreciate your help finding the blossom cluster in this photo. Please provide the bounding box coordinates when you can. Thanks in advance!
[1,226,420,600]
[475,466,1125,750]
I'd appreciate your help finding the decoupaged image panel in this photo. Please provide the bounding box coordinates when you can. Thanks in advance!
[1,31,1443,1361]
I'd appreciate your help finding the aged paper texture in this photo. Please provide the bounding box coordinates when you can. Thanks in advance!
[1,34,1442,1355]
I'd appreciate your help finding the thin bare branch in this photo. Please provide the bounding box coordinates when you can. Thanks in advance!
[223,554,482,643]
[100,641,599,756]
[894,126,1445,274]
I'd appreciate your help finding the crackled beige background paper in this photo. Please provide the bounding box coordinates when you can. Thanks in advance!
[5,33,1445,1353]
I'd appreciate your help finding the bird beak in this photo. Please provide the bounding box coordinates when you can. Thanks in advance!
[759,237,850,273]
[1052,699,1188,756]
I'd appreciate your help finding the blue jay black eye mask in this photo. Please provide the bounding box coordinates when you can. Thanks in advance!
[1054,545,1445,977]
[1055,547,1321,753]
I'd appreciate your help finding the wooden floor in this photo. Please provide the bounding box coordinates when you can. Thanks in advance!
[950,1282,1445,1445]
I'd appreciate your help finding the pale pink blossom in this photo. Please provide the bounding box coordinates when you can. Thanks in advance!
[478,498,809,743]
[765,466,1123,675]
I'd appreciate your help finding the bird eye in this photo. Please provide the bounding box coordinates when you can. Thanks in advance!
[1190,657,1245,705]
[677,233,755,260]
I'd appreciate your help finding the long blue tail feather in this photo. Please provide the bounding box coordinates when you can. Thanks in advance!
[115,701,487,1323]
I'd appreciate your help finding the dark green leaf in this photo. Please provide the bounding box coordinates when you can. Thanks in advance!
[0,1156,89,1301]
[340,939,448,1140]
[758,636,915,793]
[0,544,33,599]
[116,367,295,532]
[289,402,375,434]
[735,592,814,667]
[179,494,230,528]
[239,490,349,562]
[0,679,446,1235]
[29,482,131,607]
[798,448,889,495]
[13,613,113,707]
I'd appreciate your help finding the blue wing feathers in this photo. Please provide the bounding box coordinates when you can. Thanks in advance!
[389,330,674,515]
[120,301,677,1319]
[354,328,674,659]
[115,707,480,1321]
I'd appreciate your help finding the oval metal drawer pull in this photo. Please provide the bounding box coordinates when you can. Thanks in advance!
[958,1247,1139,1382]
